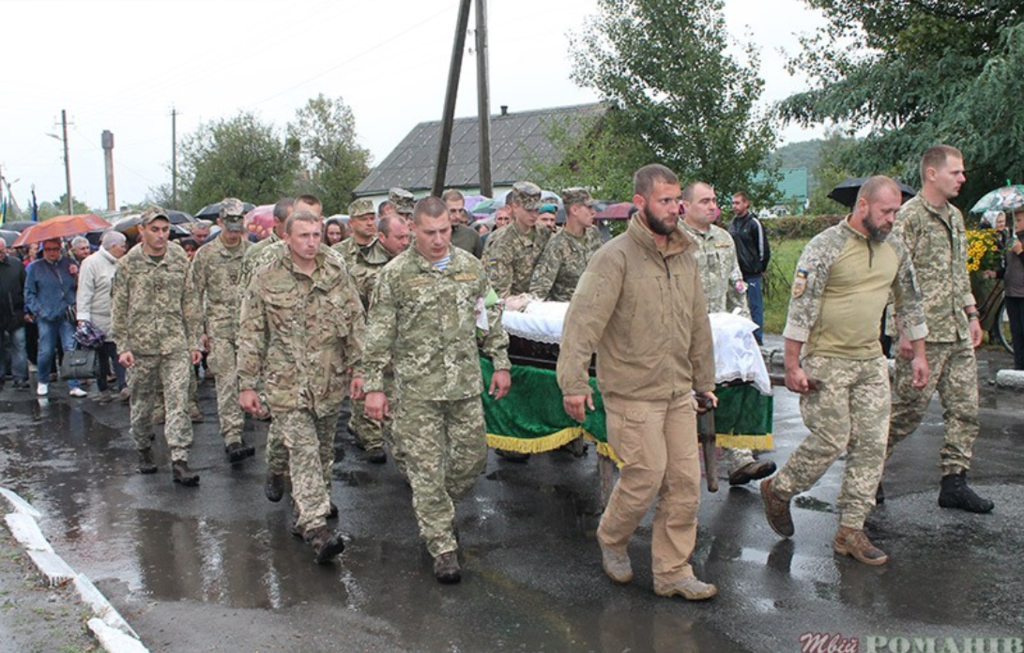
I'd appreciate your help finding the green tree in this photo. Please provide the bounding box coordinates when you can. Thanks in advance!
[179,111,300,211]
[286,94,371,215]
[780,0,1024,208]
[806,131,857,215]
[558,0,778,204]
[37,194,91,219]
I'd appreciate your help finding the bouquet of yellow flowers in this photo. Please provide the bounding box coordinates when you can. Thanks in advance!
[966,229,1001,272]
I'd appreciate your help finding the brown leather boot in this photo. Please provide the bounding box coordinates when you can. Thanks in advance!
[760,477,794,537]
[433,551,462,584]
[833,526,888,566]
[172,460,200,487]
[305,526,345,564]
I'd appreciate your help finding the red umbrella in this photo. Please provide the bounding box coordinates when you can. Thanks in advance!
[244,204,276,240]
[594,201,635,220]
[12,214,110,247]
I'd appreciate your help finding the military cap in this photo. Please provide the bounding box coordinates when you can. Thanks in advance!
[510,181,543,211]
[388,188,416,215]
[561,187,596,208]
[348,198,375,217]
[219,197,247,231]
[140,206,170,225]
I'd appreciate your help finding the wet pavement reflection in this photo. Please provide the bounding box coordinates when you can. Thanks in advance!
[1,377,1022,652]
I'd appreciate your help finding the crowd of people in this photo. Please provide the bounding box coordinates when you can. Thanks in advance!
[0,142,1006,597]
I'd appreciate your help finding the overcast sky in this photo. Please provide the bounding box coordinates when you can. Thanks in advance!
[0,0,828,213]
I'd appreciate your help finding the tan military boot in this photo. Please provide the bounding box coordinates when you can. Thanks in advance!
[833,526,888,566]
[760,477,794,537]
[654,576,718,601]
[599,543,633,584]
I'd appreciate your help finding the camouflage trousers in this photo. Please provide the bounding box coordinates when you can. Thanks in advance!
[888,339,978,475]
[263,385,289,475]
[773,355,890,529]
[271,408,336,533]
[130,351,194,462]
[349,397,383,451]
[392,396,486,557]
[720,447,756,475]
[207,337,244,445]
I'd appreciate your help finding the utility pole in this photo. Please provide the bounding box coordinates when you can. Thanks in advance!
[475,0,493,197]
[101,130,116,212]
[171,107,178,210]
[432,0,473,197]
[61,109,73,215]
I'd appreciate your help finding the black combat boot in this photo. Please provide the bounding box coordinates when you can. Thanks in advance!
[938,471,994,513]
[265,472,284,502]
[172,460,200,487]
[225,441,256,463]
[138,448,158,474]
[305,526,345,564]
[433,551,462,584]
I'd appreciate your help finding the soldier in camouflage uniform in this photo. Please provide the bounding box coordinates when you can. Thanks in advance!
[362,197,512,584]
[389,188,416,226]
[678,182,772,486]
[760,177,929,565]
[111,207,202,486]
[237,209,363,563]
[333,198,392,463]
[529,187,603,301]
[885,145,994,513]
[482,181,551,298]
[186,198,255,464]
[441,189,484,258]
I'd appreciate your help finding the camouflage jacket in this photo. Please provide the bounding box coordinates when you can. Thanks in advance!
[679,222,749,317]
[482,223,551,297]
[361,246,511,401]
[529,226,603,302]
[784,219,928,358]
[240,233,281,286]
[890,194,975,342]
[347,241,393,311]
[111,242,197,356]
[237,249,365,417]
[186,236,250,344]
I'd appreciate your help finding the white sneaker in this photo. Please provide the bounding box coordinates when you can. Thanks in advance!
[69,387,88,398]
[36,383,48,396]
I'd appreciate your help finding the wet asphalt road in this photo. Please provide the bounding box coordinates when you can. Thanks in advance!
[0,357,1021,653]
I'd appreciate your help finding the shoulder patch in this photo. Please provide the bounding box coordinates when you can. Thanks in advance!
[792,268,808,298]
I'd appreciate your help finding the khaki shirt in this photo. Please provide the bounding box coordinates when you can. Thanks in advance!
[557,214,715,400]
[890,194,974,342]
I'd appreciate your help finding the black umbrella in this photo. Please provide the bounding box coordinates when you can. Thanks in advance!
[112,214,190,240]
[194,201,255,220]
[827,177,917,209]
[0,230,18,246]
[166,209,195,225]
[2,221,38,233]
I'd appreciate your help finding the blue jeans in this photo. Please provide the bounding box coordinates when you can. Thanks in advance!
[37,318,80,389]
[1,325,28,382]
[98,341,126,392]
[746,276,764,344]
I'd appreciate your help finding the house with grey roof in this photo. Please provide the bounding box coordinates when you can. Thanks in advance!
[354,103,606,203]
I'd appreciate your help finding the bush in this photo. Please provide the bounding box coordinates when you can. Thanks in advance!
[761,214,845,240]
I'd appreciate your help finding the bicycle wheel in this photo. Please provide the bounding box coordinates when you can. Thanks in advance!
[996,300,1013,354]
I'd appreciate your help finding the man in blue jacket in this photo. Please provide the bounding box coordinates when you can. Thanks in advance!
[25,238,84,397]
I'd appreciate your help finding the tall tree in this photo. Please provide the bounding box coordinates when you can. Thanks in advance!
[178,111,300,211]
[780,0,1024,207]
[287,94,371,215]
[556,0,778,202]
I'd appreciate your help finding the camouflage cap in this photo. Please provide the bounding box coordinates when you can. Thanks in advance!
[219,198,246,219]
[510,181,543,211]
[219,197,247,231]
[140,206,170,226]
[348,198,375,217]
[388,188,415,215]
[561,187,596,208]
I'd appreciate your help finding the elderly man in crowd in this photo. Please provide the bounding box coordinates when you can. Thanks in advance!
[25,238,85,397]
[0,240,29,391]
[77,231,129,403]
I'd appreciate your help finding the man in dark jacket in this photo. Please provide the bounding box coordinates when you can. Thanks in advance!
[0,240,29,390]
[25,238,84,397]
[728,192,771,344]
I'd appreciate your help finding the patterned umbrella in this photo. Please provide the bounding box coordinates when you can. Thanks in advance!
[12,214,110,247]
[970,185,1024,213]
[244,204,276,240]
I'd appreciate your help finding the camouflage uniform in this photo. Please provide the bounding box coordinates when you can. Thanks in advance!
[887,195,979,475]
[529,226,602,301]
[678,220,756,474]
[240,232,281,285]
[361,245,510,557]
[773,219,927,529]
[389,188,415,217]
[332,235,392,453]
[237,248,364,534]
[186,219,251,448]
[482,182,550,297]
[111,224,198,463]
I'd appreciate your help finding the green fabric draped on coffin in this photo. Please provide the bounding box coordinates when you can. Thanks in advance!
[480,358,773,460]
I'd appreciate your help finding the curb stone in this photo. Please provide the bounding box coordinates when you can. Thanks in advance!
[1,486,149,653]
